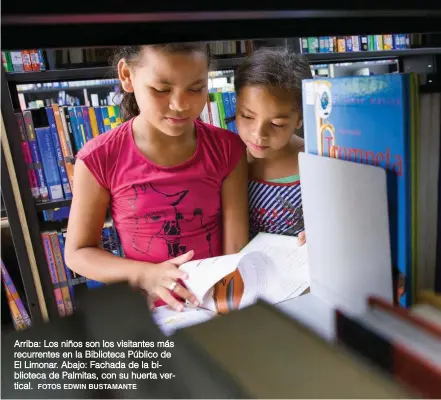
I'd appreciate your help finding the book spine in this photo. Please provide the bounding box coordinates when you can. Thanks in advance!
[360,36,369,51]
[29,50,41,71]
[222,92,235,132]
[10,51,24,72]
[41,232,66,317]
[300,38,309,54]
[81,106,94,141]
[34,127,64,201]
[3,283,28,330]
[228,92,238,133]
[67,107,83,152]
[51,105,75,193]
[45,108,72,199]
[74,107,88,145]
[22,110,49,202]
[88,107,100,137]
[14,113,41,201]
[101,106,112,132]
[93,107,105,134]
[21,50,33,72]
[1,260,32,328]
[57,232,76,309]
[335,309,441,399]
[49,232,73,315]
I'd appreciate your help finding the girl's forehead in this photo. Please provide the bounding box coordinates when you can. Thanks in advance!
[238,85,296,110]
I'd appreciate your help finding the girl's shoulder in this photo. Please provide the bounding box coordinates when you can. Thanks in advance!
[195,120,245,176]
[77,120,132,160]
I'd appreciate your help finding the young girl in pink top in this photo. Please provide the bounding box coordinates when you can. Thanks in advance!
[65,43,249,311]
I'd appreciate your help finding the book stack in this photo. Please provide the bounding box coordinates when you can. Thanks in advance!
[200,91,238,133]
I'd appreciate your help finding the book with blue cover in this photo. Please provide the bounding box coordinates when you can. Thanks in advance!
[302,74,412,307]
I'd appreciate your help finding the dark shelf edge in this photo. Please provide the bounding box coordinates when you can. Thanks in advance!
[6,67,114,83]
[1,208,6,218]
[35,199,72,211]
[306,47,441,63]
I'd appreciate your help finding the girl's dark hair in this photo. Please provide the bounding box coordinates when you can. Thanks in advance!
[112,43,211,121]
[234,47,313,110]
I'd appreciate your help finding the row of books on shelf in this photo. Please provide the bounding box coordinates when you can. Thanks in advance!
[300,33,413,54]
[302,73,441,303]
[16,90,237,204]
[3,42,250,74]
[15,105,122,203]
[2,49,46,72]
[41,218,124,318]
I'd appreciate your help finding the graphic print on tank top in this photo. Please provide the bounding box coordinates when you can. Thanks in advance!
[128,183,214,258]
[248,180,304,238]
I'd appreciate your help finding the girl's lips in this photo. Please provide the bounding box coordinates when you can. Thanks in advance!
[248,142,269,152]
[165,117,190,125]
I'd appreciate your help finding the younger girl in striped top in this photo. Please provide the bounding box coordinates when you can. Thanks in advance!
[234,48,312,243]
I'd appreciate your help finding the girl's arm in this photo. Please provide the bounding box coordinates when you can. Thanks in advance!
[221,153,249,254]
[64,160,197,310]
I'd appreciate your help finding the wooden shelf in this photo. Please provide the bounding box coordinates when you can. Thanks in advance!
[35,199,72,211]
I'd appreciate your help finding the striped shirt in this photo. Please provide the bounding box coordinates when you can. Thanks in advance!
[248,176,304,239]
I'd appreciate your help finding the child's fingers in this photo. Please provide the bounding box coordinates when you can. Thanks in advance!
[172,283,199,306]
[166,267,189,281]
[168,250,194,266]
[298,231,306,246]
[156,287,184,312]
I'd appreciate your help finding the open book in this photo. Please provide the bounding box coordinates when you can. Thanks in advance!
[152,233,310,335]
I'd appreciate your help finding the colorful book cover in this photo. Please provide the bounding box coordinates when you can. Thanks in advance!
[34,127,64,201]
[302,75,412,307]
[41,232,66,317]
[22,110,49,202]
[368,35,376,51]
[409,74,419,301]
[45,108,72,199]
[222,92,235,133]
[62,106,78,156]
[14,113,40,201]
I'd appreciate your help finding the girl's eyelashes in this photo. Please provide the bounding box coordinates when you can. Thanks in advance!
[188,86,206,93]
[271,123,285,128]
[151,87,170,93]
[240,114,253,119]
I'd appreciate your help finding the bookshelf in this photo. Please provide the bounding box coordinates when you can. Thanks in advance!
[1,8,441,326]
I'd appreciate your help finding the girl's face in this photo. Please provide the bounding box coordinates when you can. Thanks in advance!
[236,85,303,159]
[119,47,208,137]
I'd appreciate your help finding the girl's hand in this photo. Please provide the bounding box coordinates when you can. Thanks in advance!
[131,250,199,311]
[298,231,306,246]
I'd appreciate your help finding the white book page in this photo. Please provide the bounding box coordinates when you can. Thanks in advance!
[179,254,243,305]
[238,248,310,309]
